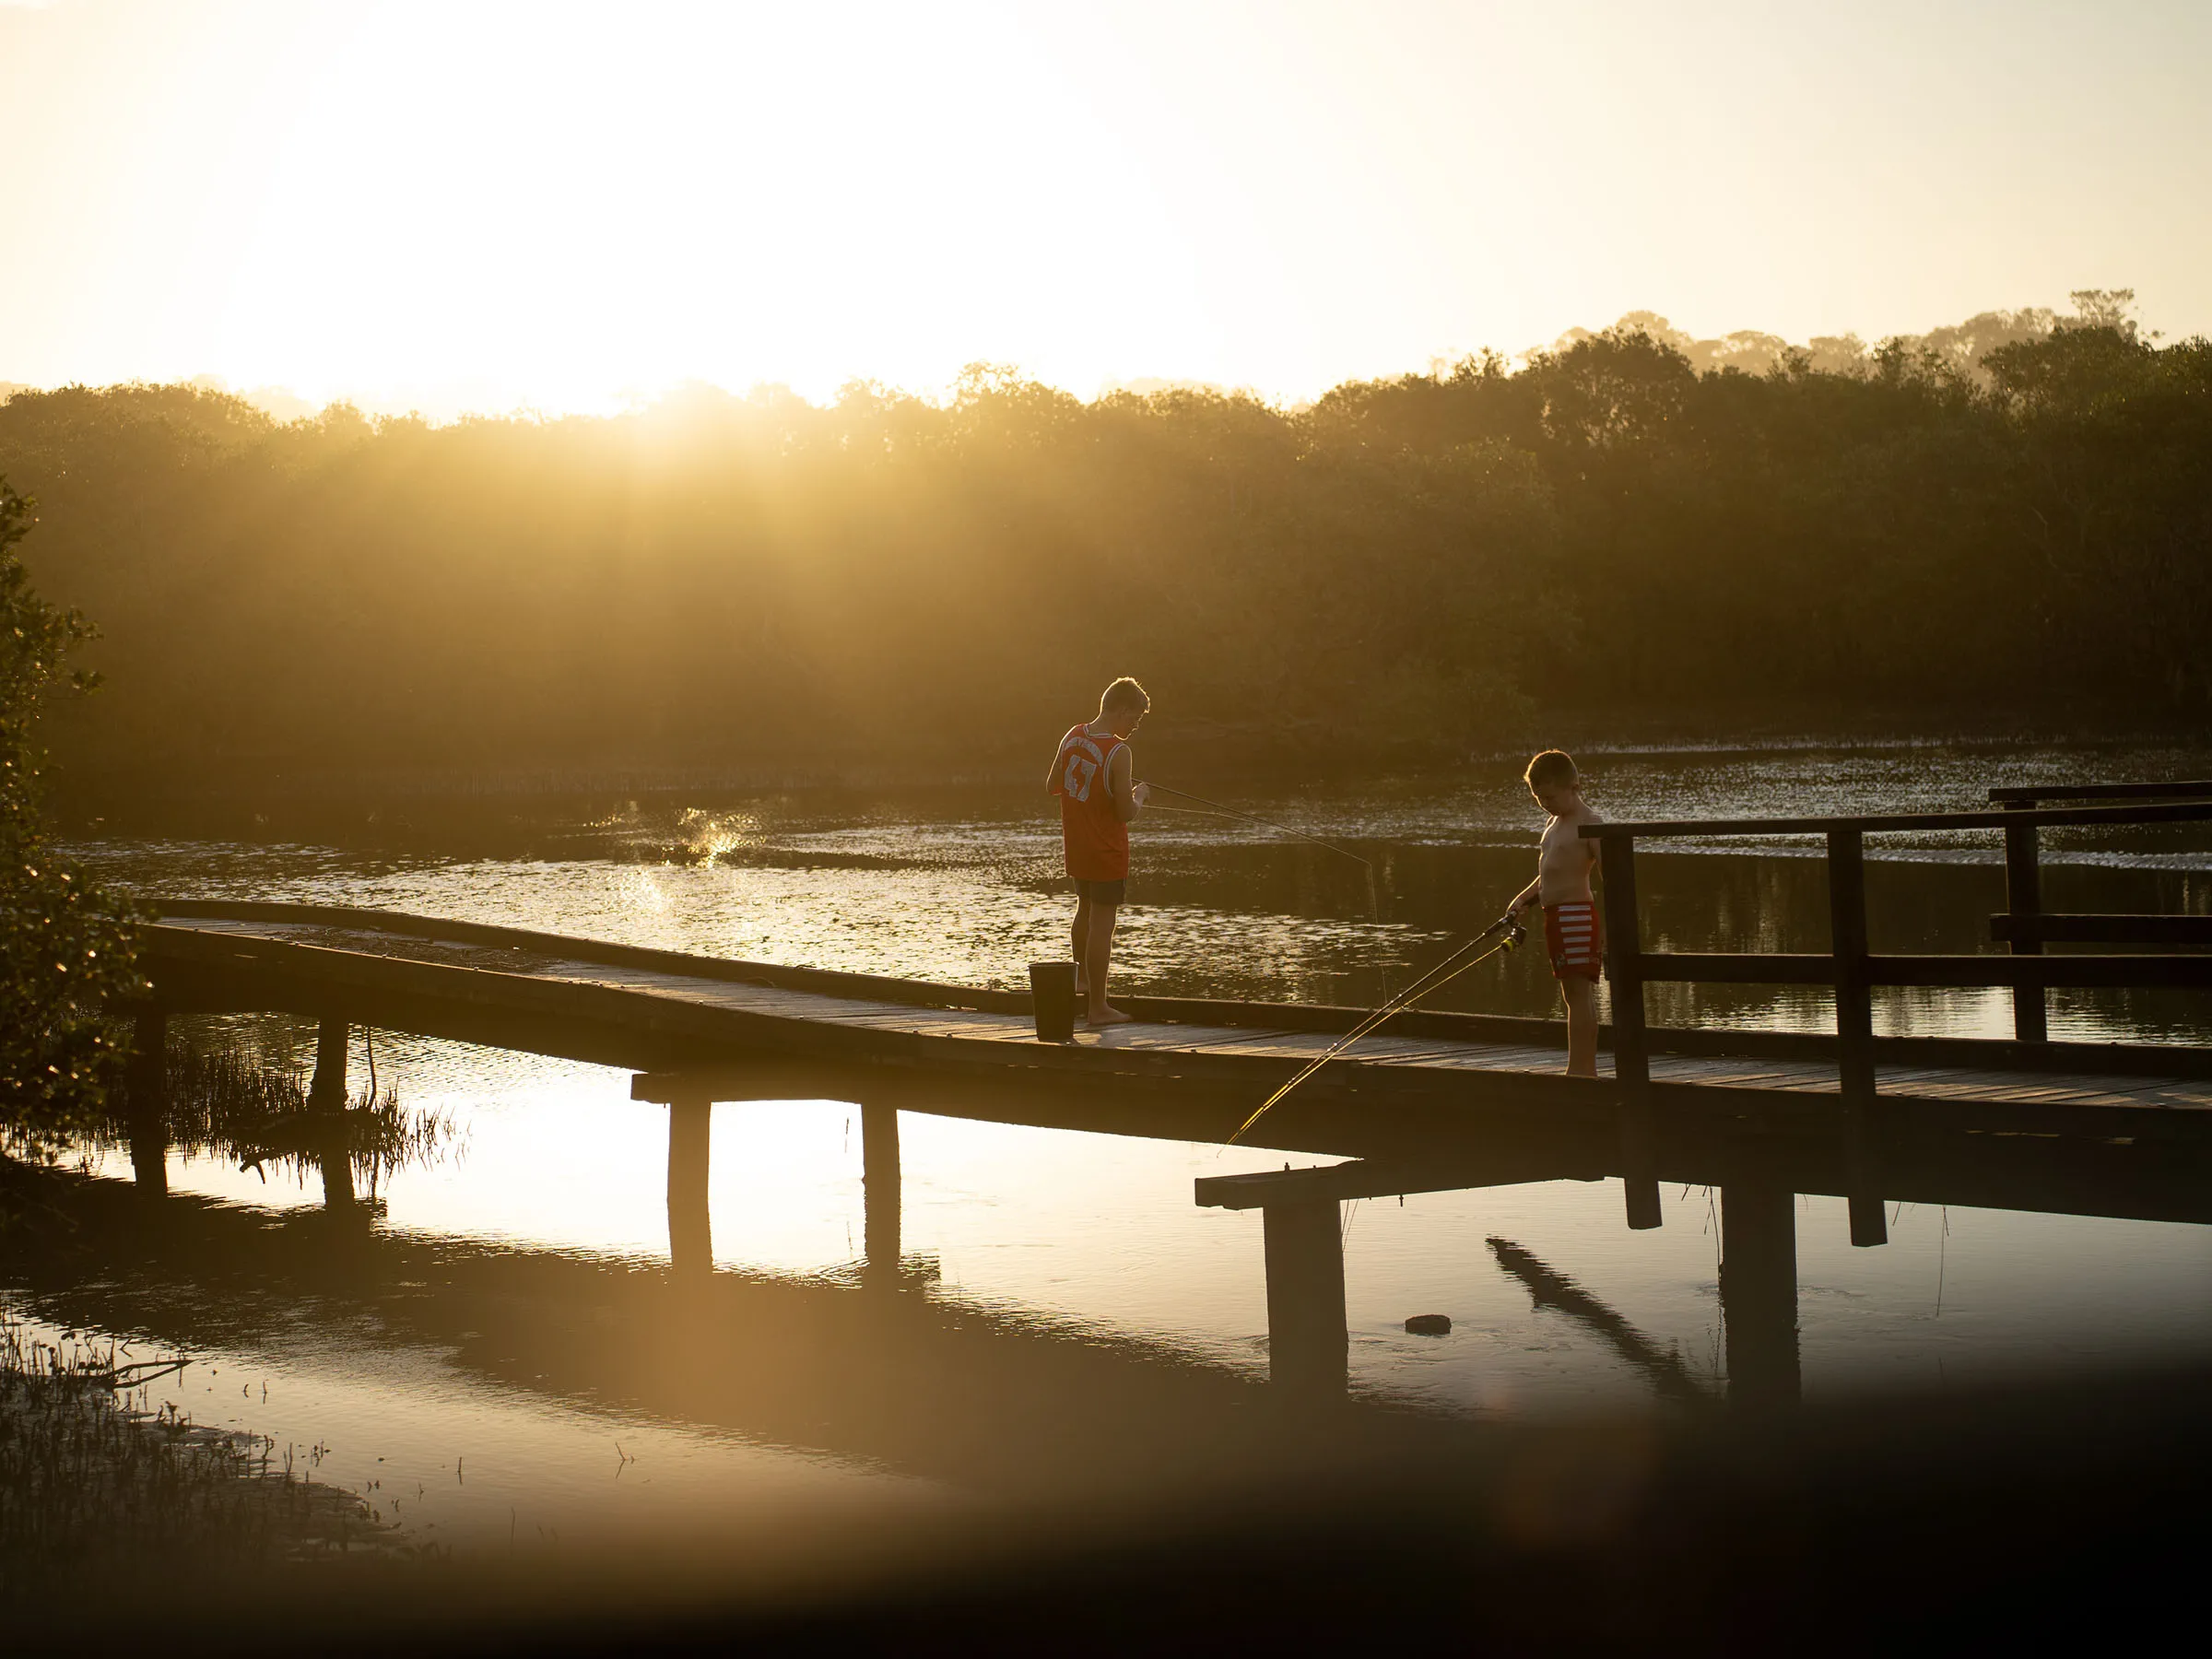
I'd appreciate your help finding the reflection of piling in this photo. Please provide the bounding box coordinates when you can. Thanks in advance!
[1720,1181,1800,1409]
[863,1102,900,1289]
[666,1092,713,1278]
[125,1006,170,1199]
[307,1017,357,1216]
[1265,1199,1347,1399]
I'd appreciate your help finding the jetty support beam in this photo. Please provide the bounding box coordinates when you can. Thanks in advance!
[1720,1179,1800,1409]
[2005,819,2048,1041]
[1827,830,1888,1247]
[863,1101,900,1288]
[666,1092,713,1278]
[1599,834,1664,1230]
[1263,1198,1347,1399]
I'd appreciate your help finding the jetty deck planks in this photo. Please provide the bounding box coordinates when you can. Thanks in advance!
[147,911,2212,1135]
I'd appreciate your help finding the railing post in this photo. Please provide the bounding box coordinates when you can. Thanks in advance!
[1826,830,1886,1247]
[2005,818,2048,1042]
[1598,834,1662,1230]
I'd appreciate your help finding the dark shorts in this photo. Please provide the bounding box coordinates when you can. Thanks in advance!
[1074,877,1126,906]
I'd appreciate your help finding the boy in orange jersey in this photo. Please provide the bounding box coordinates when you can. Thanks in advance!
[1047,677,1151,1027]
[1507,749,1604,1077]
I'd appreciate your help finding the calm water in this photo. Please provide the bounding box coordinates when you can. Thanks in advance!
[15,738,2212,1578]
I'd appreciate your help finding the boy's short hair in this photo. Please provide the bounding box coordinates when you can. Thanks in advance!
[1100,677,1150,715]
[1524,750,1578,791]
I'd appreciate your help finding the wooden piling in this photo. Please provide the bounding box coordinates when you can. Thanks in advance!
[1599,835,1663,1230]
[1720,1179,1801,1408]
[125,1006,170,1199]
[2005,818,2049,1042]
[863,1101,900,1288]
[1263,1199,1347,1398]
[1827,830,1887,1247]
[666,1092,713,1277]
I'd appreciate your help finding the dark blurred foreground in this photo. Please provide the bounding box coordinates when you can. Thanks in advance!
[29,1364,2204,1653]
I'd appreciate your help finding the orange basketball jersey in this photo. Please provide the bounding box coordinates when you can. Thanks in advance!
[1051,723,1129,880]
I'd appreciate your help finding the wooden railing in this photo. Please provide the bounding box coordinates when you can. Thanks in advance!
[1982,782,2212,1037]
[1581,796,2212,1243]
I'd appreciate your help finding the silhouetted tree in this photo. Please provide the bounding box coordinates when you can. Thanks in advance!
[0,295,2205,799]
[0,476,141,1144]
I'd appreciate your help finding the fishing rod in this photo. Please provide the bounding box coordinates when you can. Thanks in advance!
[1227,910,1526,1145]
[1139,782,1373,869]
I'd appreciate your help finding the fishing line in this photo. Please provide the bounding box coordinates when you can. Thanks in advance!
[1227,911,1525,1145]
[1140,782,1373,869]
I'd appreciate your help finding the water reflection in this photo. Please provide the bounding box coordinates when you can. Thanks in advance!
[10,1015,2210,1582]
[61,740,2212,1049]
[95,1012,460,1218]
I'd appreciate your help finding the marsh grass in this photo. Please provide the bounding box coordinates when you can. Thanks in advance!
[91,1039,463,1196]
[0,1312,418,1594]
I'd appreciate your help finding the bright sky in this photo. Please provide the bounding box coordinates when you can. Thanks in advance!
[4,0,2208,415]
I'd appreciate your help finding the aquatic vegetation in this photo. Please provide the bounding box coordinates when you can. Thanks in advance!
[82,1036,464,1193]
[0,1312,399,1593]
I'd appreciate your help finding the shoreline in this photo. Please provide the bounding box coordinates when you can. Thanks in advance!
[44,720,2212,824]
[0,1307,415,1596]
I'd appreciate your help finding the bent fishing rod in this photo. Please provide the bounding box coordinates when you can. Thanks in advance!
[1138,782,1373,869]
[1227,909,1526,1146]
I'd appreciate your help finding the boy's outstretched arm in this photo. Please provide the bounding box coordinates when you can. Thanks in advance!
[1107,745,1147,823]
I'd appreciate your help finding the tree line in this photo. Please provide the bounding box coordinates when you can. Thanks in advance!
[1,290,2205,801]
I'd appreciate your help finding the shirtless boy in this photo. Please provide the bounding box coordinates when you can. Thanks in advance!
[1507,750,1604,1077]
[1047,678,1151,1027]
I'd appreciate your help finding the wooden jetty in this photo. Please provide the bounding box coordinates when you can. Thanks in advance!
[112,786,2212,1404]
[141,786,2212,1151]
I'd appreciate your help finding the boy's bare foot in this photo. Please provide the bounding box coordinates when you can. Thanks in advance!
[1085,1004,1136,1028]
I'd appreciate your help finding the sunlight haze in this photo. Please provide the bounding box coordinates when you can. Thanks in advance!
[5,0,2208,415]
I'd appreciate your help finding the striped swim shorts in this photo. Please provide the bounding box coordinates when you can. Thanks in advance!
[1544,900,1604,982]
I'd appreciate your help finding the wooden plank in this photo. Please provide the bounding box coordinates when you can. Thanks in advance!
[1876,956,2212,989]
[1089,1027,1308,1055]
[1600,834,1663,1231]
[1990,780,2212,806]
[1359,1042,1512,1066]
[1992,912,2212,946]
[1583,801,2212,838]
[1636,951,2212,989]
[1637,953,1839,984]
[1658,1063,1833,1090]
[1196,1149,1601,1209]
[1424,1045,1571,1069]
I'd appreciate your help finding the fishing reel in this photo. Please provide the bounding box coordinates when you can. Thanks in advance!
[1495,912,1527,952]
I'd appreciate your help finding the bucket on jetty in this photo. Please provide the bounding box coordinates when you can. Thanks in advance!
[1029,961,1078,1042]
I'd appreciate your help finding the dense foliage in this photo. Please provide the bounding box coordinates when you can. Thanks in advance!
[0,477,139,1138]
[1,295,2206,793]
